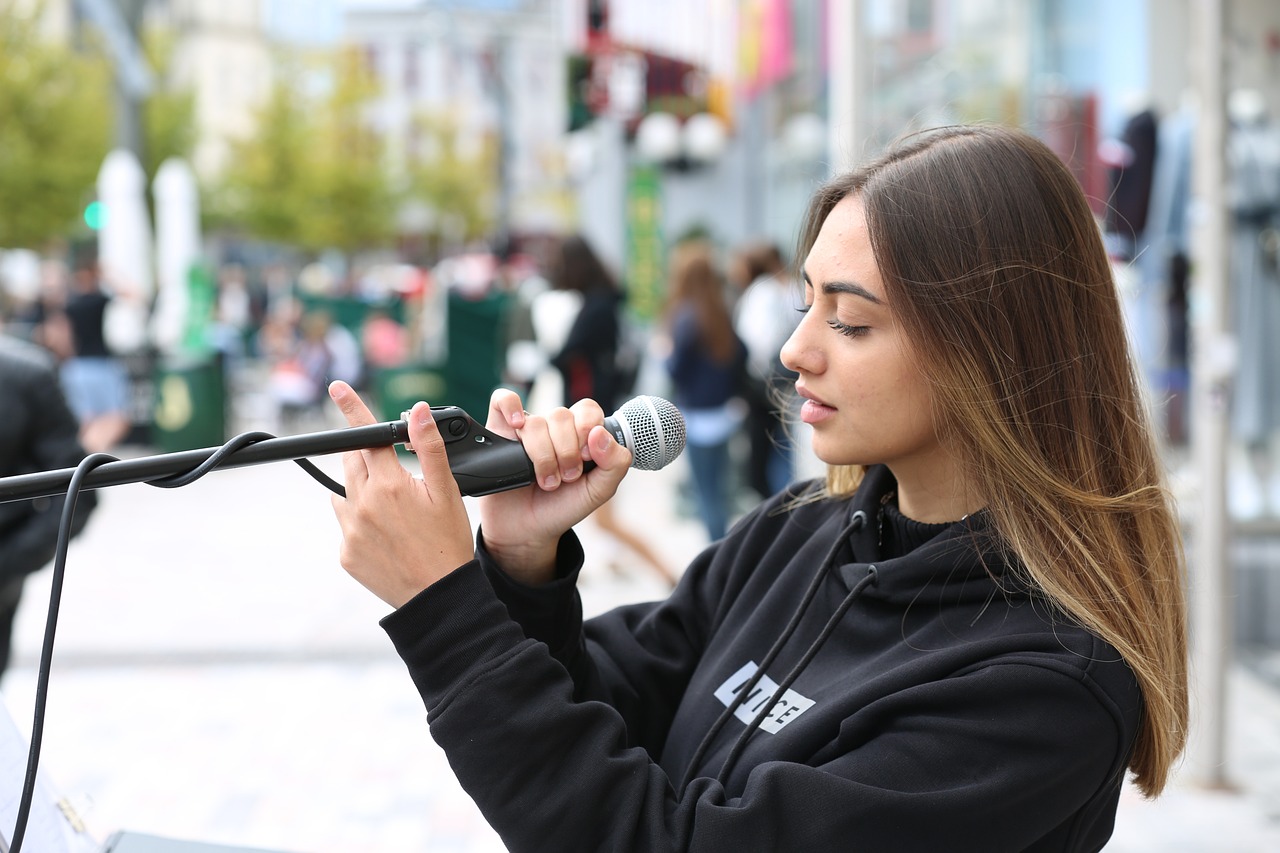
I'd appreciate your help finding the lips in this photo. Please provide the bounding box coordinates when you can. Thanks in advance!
[796,385,836,425]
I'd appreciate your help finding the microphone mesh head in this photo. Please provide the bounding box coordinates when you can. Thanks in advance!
[617,395,686,471]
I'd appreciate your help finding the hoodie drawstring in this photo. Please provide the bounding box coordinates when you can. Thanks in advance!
[678,509,874,795]
[715,565,878,788]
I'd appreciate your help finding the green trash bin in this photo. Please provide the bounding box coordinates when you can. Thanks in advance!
[372,363,449,423]
[152,355,227,452]
[444,290,510,419]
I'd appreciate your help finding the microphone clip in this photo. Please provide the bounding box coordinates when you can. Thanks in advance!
[400,406,536,497]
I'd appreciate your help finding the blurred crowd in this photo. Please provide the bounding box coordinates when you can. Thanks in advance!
[0,232,815,563]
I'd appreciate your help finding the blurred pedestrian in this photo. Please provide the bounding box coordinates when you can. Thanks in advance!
[268,308,362,429]
[360,308,410,372]
[0,332,98,682]
[662,241,747,542]
[493,239,549,401]
[730,240,802,500]
[59,262,134,453]
[543,234,678,587]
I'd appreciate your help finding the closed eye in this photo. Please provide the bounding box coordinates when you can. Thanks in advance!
[828,320,870,338]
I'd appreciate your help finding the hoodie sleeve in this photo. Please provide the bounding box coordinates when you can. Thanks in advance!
[473,525,724,758]
[380,545,1131,852]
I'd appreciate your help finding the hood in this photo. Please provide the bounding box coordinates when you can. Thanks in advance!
[832,464,1025,609]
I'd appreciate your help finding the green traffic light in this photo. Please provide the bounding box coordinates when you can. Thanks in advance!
[83,200,106,230]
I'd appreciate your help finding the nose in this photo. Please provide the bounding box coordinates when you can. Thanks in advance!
[780,312,822,375]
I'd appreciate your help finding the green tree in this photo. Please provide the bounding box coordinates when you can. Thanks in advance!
[405,110,497,246]
[0,1,112,250]
[305,47,396,252]
[219,70,315,245]
[141,26,198,184]
[218,47,396,254]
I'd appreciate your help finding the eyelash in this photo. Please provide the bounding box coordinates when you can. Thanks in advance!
[829,321,869,338]
[797,306,870,338]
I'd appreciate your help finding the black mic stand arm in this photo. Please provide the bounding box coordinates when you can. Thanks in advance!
[0,406,538,504]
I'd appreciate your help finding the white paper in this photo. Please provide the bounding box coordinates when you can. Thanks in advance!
[0,698,99,853]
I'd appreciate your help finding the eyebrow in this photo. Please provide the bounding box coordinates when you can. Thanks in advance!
[801,268,884,305]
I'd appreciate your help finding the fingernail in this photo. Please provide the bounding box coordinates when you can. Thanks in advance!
[564,467,581,482]
[542,474,559,489]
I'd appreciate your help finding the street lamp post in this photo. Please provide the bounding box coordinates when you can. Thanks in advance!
[1186,0,1234,791]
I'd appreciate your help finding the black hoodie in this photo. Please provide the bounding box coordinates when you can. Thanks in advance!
[382,464,1143,852]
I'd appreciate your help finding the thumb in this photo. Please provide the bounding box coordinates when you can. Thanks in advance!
[407,401,461,498]
[586,424,632,480]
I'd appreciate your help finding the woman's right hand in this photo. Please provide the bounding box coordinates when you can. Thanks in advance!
[476,389,633,585]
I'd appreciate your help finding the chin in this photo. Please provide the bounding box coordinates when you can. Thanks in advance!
[810,442,863,469]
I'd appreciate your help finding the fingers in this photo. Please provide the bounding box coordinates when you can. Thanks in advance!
[406,401,461,499]
[586,423,633,474]
[506,397,609,492]
[568,398,606,453]
[329,380,377,427]
[330,380,406,483]
[487,388,526,439]
[517,408,581,490]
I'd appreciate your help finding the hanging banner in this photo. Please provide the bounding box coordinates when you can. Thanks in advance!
[624,165,664,322]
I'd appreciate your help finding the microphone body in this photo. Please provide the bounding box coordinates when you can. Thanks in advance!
[0,396,685,502]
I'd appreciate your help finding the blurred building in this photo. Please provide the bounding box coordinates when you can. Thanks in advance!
[148,1,280,178]
[341,0,571,247]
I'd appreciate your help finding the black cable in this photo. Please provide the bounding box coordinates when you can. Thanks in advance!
[147,431,277,488]
[8,429,347,852]
[148,431,347,496]
[11,451,115,853]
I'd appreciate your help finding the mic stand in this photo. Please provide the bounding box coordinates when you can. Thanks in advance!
[0,406,537,503]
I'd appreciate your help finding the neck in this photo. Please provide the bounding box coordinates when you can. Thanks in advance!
[889,460,980,524]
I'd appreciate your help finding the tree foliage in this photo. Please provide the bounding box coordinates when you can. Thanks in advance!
[216,45,500,256]
[306,48,396,251]
[406,110,497,246]
[141,26,198,185]
[0,1,113,250]
[0,4,198,252]
[218,70,315,246]
[219,47,397,254]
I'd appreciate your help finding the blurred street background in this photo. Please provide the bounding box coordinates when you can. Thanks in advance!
[0,0,1279,850]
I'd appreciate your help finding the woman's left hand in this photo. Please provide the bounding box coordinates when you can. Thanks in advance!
[328,380,475,608]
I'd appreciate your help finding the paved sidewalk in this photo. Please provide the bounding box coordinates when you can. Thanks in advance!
[1,431,1278,851]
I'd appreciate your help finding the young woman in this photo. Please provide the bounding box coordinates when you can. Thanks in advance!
[729,238,802,500]
[662,240,747,542]
[327,124,1187,851]
[537,233,679,587]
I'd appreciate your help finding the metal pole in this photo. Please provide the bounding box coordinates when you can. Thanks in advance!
[1186,0,1233,789]
[76,0,152,161]
[491,32,514,249]
[827,0,869,175]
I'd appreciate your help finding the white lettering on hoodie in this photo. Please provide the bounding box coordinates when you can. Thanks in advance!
[714,661,815,734]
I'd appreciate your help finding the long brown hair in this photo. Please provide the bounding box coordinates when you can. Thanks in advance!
[664,241,738,364]
[796,125,1187,797]
[546,234,620,296]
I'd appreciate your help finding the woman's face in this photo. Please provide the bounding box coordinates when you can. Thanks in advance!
[781,195,950,485]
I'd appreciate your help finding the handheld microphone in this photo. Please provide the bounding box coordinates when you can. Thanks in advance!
[0,395,686,502]
[419,394,686,495]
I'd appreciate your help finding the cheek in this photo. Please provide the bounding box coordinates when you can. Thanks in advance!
[856,356,934,429]
[888,367,933,415]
